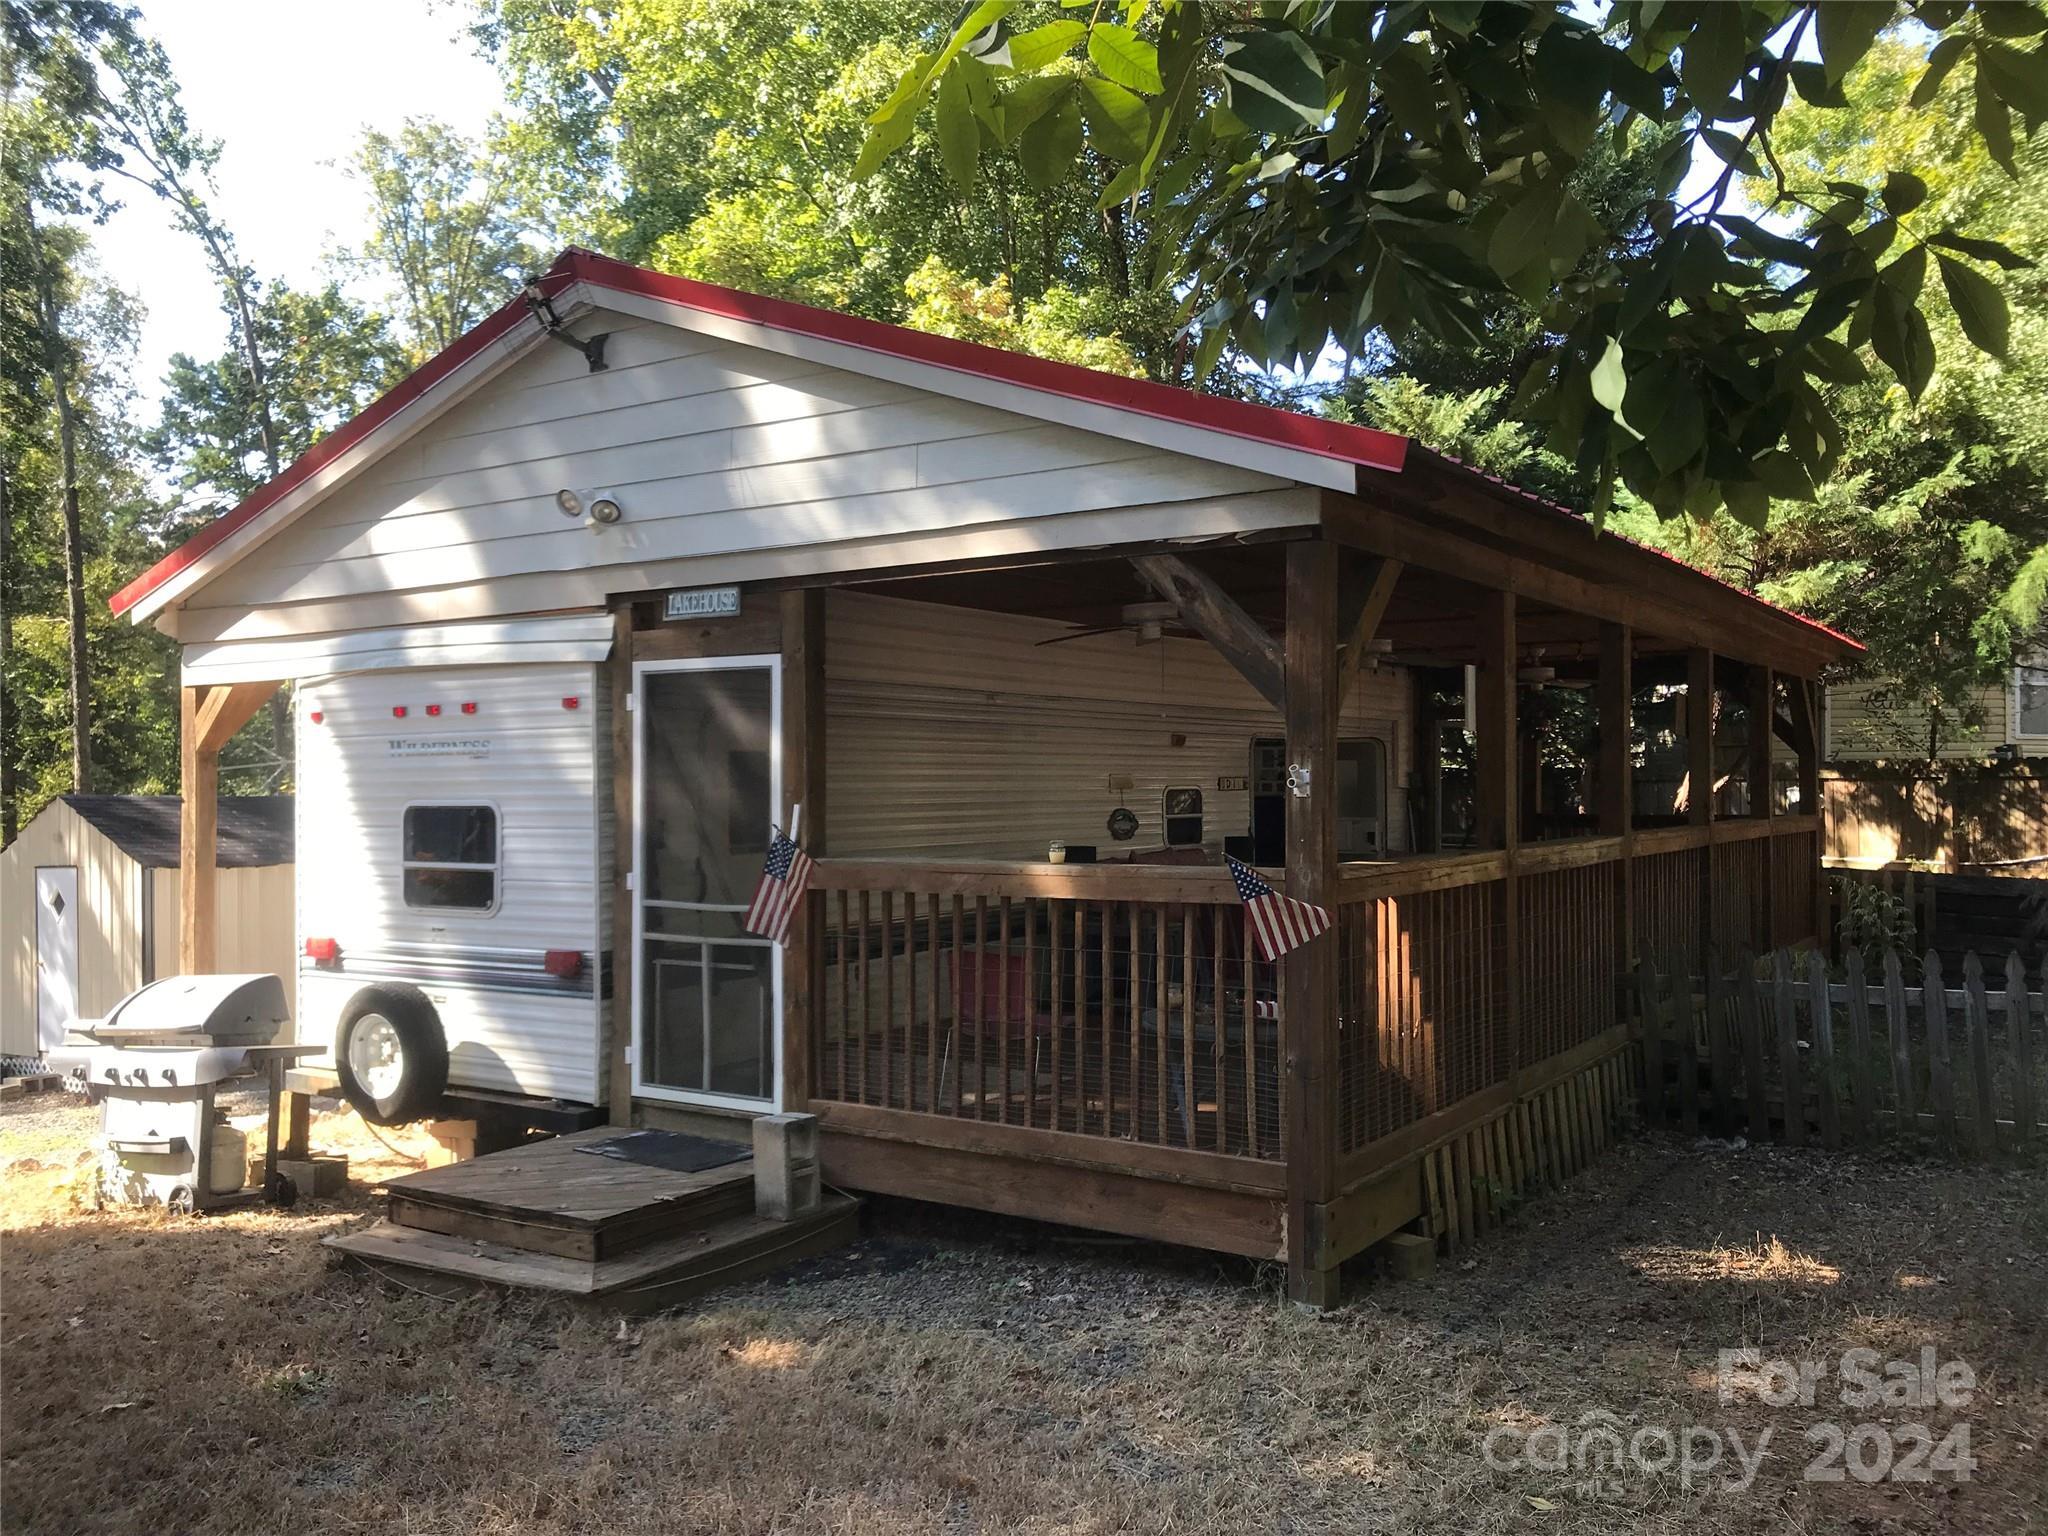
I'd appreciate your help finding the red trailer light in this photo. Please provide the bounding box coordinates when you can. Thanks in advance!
[543,949,584,979]
[461,702,477,714]
[561,696,580,710]
[426,703,442,716]
[392,705,407,718]
[304,936,340,964]
[309,711,324,725]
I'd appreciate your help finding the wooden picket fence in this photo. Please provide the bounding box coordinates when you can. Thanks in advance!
[1636,946,2045,1155]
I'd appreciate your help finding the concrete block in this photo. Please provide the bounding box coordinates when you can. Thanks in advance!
[276,1155,350,1197]
[1377,1230,1438,1283]
[752,1112,820,1221]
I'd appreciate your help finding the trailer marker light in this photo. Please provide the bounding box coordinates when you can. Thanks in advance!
[543,949,585,979]
[426,703,442,716]
[392,706,407,718]
[304,937,340,964]
[562,696,581,710]
[309,711,324,725]
[461,702,477,714]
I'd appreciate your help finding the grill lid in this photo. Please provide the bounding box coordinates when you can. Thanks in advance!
[86,974,291,1047]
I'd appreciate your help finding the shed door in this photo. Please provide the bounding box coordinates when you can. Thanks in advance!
[631,656,782,1110]
[35,866,80,1051]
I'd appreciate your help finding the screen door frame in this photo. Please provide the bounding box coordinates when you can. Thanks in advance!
[629,653,784,1112]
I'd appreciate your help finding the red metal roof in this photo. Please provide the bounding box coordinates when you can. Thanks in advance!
[109,247,1860,655]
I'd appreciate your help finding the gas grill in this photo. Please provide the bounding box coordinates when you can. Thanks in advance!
[49,974,324,1213]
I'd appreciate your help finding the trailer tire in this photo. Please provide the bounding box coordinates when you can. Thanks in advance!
[335,985,449,1126]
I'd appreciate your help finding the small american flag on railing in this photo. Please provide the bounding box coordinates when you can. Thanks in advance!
[1226,855,1332,963]
[743,827,813,945]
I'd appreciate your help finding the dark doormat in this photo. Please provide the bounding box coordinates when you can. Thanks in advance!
[574,1129,751,1174]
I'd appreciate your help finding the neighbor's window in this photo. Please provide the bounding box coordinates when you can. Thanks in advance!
[403,804,499,911]
[2017,654,2048,740]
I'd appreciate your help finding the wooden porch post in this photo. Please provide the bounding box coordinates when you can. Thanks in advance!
[1474,594,1518,852]
[179,680,280,974]
[1748,664,1776,945]
[1685,648,1715,963]
[782,588,826,1112]
[1282,539,1340,1309]
[1598,622,1635,962]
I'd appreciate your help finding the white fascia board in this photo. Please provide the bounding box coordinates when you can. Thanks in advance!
[180,612,616,686]
[568,282,1360,494]
[131,307,576,628]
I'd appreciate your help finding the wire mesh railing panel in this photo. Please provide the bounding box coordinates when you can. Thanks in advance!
[1517,860,1621,1065]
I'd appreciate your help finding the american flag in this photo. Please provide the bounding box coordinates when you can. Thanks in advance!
[1225,855,1332,963]
[743,828,814,945]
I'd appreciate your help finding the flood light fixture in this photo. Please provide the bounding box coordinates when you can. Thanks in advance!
[554,488,584,518]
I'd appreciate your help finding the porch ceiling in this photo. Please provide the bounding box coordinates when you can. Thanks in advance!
[851,545,1698,671]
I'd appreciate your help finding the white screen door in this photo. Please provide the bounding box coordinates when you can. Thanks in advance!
[631,655,782,1109]
[35,866,80,1052]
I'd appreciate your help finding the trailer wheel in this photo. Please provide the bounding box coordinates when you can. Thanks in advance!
[335,985,449,1126]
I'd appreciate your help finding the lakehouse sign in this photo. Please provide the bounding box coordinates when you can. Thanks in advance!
[664,585,742,621]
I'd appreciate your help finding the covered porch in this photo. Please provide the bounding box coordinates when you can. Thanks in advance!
[755,473,1844,1306]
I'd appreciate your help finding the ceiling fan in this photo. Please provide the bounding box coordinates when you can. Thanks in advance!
[1034,601,1190,647]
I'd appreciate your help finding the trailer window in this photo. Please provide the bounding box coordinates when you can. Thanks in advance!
[402,804,498,911]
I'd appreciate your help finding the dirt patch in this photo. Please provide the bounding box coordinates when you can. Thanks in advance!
[3,1099,2042,1535]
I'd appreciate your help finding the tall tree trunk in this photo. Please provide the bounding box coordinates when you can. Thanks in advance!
[24,207,93,795]
[0,455,15,843]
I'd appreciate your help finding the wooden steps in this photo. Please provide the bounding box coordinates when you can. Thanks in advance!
[326,1196,860,1312]
[323,1124,858,1310]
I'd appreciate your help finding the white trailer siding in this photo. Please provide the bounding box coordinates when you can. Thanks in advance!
[175,310,1299,639]
[823,592,1415,860]
[294,662,606,1103]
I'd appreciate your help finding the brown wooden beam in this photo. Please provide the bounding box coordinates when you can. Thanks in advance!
[1129,552,1285,711]
[781,588,826,1111]
[178,680,281,976]
[1685,648,1714,827]
[1474,592,1518,850]
[1282,539,1340,1309]
[1320,491,1844,677]
[1335,555,1403,699]
[1747,664,1775,820]
[1596,622,1633,837]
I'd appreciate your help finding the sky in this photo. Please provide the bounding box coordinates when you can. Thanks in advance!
[75,0,506,394]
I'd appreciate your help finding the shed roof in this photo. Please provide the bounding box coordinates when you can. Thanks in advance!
[61,796,294,869]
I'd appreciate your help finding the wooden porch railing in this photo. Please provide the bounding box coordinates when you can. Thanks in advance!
[805,861,1283,1160]
[802,815,1824,1185]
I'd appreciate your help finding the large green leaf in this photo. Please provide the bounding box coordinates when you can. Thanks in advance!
[1871,283,1936,399]
[1017,95,1082,189]
[1937,253,2011,358]
[1078,77,1150,162]
[1910,34,1970,108]
[1679,5,1746,112]
[1815,1,1892,84]
[1087,24,1162,93]
[1644,372,1705,474]
[1926,229,2034,270]
[1218,29,1327,134]
[1589,336,1627,415]
[1006,19,1085,73]
[997,74,1071,144]
[934,66,979,193]
[1979,40,2048,118]
[1881,171,1927,217]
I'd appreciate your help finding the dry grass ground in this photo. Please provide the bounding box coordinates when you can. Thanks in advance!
[3,1093,2043,1535]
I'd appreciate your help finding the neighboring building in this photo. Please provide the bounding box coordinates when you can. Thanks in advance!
[1822,653,2048,869]
[1,796,295,1061]
[1826,649,2048,762]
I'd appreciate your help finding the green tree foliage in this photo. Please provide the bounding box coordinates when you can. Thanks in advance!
[860,1,2044,526]
[149,281,407,518]
[341,118,539,362]
[472,0,1185,372]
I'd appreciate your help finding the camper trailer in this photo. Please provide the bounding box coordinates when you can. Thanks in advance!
[115,249,1859,1303]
